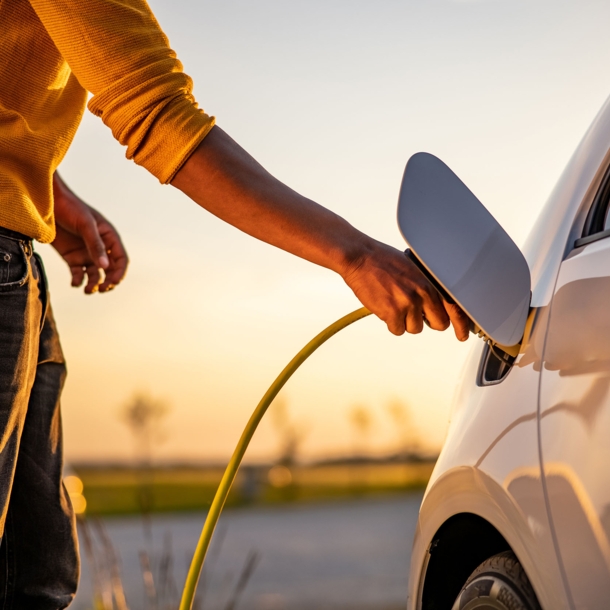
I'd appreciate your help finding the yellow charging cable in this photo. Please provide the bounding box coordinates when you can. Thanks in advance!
[179,306,372,610]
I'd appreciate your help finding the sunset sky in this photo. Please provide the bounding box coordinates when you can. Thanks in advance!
[42,0,610,463]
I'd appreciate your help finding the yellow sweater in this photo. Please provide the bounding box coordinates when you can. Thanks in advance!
[0,0,215,242]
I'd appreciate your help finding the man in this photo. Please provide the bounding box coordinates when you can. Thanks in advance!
[0,0,469,606]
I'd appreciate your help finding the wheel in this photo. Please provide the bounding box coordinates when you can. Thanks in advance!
[451,551,542,610]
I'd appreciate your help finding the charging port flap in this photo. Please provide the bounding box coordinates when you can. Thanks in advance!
[397,153,531,350]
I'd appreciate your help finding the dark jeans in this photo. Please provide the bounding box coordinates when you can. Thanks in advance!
[0,231,78,609]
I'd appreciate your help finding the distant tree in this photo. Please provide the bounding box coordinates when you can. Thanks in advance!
[270,395,308,467]
[349,404,373,457]
[119,392,170,531]
[121,392,170,467]
[386,398,421,459]
[119,394,174,607]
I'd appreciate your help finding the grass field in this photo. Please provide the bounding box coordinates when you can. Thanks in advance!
[72,460,435,516]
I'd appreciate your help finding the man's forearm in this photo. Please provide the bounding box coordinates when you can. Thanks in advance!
[171,125,470,339]
[171,126,372,279]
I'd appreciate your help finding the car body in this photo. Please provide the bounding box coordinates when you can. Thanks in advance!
[406,94,610,610]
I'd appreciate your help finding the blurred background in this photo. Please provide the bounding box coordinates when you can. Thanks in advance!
[41,0,610,607]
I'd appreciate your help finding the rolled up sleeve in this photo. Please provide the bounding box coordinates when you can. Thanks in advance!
[28,0,215,183]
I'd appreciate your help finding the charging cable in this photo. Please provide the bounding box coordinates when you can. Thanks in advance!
[179,306,372,610]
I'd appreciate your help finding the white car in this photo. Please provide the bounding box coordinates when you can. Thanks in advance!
[402,94,610,610]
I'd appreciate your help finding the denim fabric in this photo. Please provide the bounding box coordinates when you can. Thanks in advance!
[0,233,78,609]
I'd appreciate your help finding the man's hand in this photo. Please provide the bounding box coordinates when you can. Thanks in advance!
[52,173,128,294]
[342,240,470,340]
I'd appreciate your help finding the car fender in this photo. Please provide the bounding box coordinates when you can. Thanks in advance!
[408,465,569,610]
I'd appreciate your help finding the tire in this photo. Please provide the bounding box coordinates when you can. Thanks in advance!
[451,551,542,610]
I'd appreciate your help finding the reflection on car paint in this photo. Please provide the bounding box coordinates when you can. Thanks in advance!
[541,246,610,608]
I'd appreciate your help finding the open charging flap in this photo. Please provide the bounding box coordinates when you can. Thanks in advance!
[397,153,531,356]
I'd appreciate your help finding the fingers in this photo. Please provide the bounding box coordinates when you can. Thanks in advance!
[70,264,102,293]
[405,306,425,335]
[78,215,109,271]
[444,301,471,342]
[419,287,450,332]
[88,210,128,292]
[69,264,85,288]
[385,290,448,337]
[52,187,126,293]
[84,265,102,294]
[98,229,128,292]
[69,213,129,293]
[393,265,449,336]
[343,242,465,340]
[59,243,103,293]
[384,306,406,335]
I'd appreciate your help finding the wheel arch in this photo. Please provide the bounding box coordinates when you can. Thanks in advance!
[420,512,510,609]
[408,466,566,610]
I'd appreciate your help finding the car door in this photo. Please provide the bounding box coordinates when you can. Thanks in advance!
[539,164,610,608]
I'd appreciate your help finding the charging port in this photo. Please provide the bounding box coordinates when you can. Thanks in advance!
[477,343,516,386]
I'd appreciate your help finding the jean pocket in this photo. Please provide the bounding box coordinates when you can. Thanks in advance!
[0,237,29,291]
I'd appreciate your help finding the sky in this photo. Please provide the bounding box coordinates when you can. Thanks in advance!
[42,0,610,463]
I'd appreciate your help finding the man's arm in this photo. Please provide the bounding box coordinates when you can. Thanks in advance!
[31,0,468,338]
[172,127,469,340]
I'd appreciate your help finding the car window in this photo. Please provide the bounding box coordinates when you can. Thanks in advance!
[604,205,610,231]
[574,164,610,248]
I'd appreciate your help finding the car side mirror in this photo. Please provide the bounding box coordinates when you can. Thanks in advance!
[397,153,531,349]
